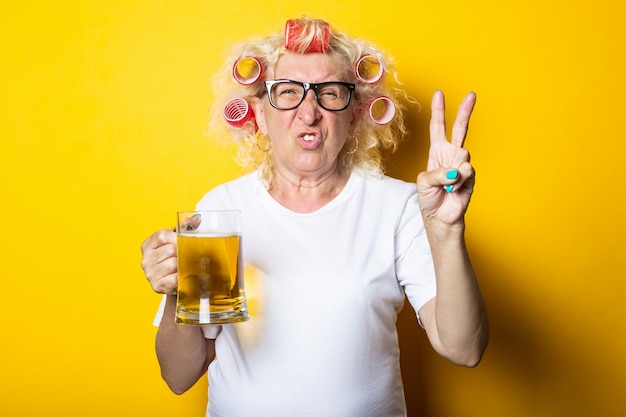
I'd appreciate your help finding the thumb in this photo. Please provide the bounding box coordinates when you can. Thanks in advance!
[418,168,461,193]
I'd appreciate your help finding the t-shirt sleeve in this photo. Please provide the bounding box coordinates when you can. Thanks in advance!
[152,294,222,339]
[394,191,437,318]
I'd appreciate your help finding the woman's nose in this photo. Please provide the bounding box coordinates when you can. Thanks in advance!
[297,90,321,123]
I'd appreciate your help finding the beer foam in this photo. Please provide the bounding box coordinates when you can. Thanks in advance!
[178,230,239,238]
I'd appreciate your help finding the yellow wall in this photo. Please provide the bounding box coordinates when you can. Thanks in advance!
[1,1,624,416]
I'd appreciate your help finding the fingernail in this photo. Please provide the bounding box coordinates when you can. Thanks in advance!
[446,169,459,180]
[444,184,454,193]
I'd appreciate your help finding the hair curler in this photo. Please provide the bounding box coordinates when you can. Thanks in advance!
[355,55,384,84]
[368,96,395,125]
[232,56,263,85]
[284,19,330,53]
[223,98,257,130]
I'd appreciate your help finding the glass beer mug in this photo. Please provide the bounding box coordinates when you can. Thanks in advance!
[175,210,249,325]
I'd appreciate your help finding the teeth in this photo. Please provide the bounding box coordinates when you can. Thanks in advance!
[302,134,315,141]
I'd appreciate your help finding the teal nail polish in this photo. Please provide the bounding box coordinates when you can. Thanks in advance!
[446,170,459,180]
[444,184,454,193]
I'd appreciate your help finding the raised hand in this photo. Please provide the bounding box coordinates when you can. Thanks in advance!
[417,90,477,226]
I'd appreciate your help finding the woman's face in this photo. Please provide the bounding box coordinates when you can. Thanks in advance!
[253,51,357,180]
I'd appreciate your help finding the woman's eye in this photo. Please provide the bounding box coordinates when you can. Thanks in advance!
[319,89,339,99]
[281,89,298,96]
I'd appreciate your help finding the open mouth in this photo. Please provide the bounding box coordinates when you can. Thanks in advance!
[297,132,322,149]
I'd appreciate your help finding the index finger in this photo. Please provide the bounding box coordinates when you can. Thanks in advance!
[141,228,176,253]
[429,89,447,143]
[450,91,477,147]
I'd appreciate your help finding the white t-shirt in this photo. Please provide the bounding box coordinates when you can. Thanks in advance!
[156,169,436,417]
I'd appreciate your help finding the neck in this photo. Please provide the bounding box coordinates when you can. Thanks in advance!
[269,167,350,213]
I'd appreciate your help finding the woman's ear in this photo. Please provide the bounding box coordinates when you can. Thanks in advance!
[250,97,268,135]
[348,103,361,137]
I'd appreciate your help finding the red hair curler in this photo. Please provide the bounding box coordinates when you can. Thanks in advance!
[368,96,395,125]
[284,19,330,53]
[232,56,263,85]
[223,98,257,130]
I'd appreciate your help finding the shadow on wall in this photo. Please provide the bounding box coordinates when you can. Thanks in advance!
[468,245,623,417]
[397,229,625,416]
[386,96,625,417]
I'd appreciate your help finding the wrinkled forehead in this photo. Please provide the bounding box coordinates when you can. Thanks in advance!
[271,51,352,82]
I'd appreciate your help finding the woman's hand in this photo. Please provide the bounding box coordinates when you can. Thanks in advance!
[140,229,179,294]
[417,90,477,226]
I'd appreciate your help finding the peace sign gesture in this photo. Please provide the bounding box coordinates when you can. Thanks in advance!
[417,90,477,226]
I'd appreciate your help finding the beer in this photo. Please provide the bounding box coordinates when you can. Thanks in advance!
[176,232,248,324]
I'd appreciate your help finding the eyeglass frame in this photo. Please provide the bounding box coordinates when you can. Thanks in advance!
[264,79,356,112]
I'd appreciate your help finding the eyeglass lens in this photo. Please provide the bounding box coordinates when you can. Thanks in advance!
[268,81,352,111]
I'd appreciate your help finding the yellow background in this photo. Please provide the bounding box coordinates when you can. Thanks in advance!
[1,1,624,416]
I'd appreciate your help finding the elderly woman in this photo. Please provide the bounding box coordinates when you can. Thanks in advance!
[141,16,488,417]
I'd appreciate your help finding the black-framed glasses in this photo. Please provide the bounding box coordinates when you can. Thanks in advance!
[264,79,355,111]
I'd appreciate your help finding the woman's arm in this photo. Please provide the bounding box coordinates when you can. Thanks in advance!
[416,90,489,366]
[156,295,215,394]
[141,229,215,393]
[417,223,488,367]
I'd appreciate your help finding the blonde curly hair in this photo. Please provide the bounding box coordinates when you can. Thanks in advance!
[207,16,412,189]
